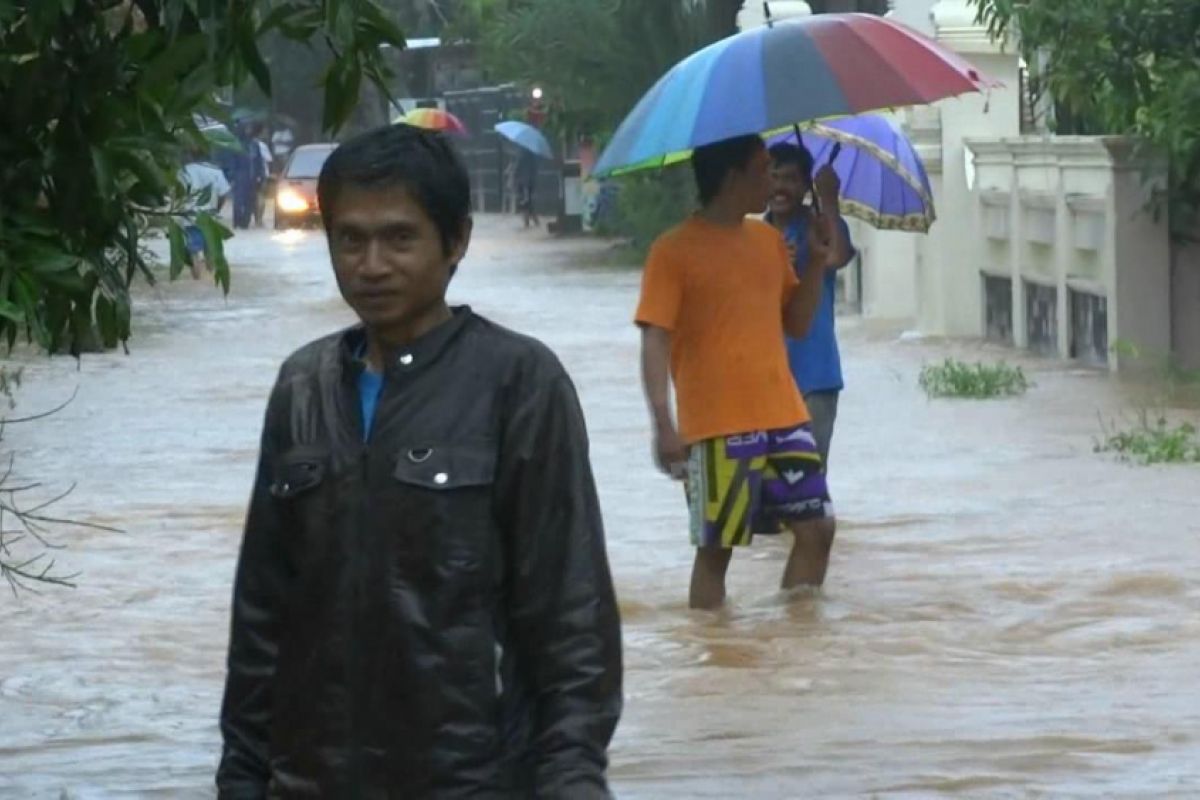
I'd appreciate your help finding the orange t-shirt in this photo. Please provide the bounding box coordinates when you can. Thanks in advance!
[634,215,810,444]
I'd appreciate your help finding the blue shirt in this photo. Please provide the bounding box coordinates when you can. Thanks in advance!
[780,213,854,394]
[358,367,384,441]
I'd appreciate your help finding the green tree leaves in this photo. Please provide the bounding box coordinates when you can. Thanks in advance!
[478,0,710,139]
[0,1,406,355]
[972,0,1200,230]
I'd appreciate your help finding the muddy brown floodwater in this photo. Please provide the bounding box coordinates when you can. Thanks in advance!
[2,216,1198,798]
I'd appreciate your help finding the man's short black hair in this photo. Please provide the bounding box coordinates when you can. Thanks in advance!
[769,141,814,182]
[317,123,471,256]
[691,134,765,206]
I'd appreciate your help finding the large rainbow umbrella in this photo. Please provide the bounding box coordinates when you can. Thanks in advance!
[397,108,469,136]
[593,13,996,177]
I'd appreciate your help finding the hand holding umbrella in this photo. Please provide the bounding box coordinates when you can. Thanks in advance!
[808,201,838,269]
[812,156,841,215]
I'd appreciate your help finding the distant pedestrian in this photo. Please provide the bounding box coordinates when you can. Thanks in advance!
[516,147,540,229]
[229,123,264,230]
[253,137,273,228]
[503,158,518,215]
[179,155,230,279]
[271,126,294,162]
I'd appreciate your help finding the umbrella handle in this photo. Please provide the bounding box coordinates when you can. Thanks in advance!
[812,142,843,215]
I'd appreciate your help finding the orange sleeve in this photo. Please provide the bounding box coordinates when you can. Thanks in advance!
[634,237,683,331]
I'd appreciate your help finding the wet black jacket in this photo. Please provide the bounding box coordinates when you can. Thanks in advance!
[217,308,622,799]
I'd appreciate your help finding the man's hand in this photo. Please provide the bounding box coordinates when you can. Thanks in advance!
[813,163,840,210]
[653,421,688,479]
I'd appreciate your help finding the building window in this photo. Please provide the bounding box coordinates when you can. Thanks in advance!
[1025,280,1058,356]
[1069,289,1108,366]
[983,274,1013,345]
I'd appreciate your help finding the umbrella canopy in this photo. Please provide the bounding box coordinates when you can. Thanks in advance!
[594,13,996,177]
[398,108,469,136]
[770,115,936,233]
[494,120,554,159]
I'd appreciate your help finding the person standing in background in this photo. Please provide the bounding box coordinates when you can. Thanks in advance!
[635,134,838,610]
[229,122,264,230]
[766,142,855,473]
[179,153,231,278]
[516,147,540,229]
[253,134,273,228]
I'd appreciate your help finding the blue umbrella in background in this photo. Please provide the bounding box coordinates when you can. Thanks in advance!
[494,120,554,159]
[769,114,936,233]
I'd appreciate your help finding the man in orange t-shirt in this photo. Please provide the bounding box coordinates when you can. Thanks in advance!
[635,134,838,609]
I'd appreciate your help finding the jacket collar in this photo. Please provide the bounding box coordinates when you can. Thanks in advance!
[338,305,474,383]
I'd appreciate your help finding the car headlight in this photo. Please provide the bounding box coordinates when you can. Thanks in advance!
[276,187,309,213]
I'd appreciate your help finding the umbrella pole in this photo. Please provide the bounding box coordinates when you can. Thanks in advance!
[793,121,820,214]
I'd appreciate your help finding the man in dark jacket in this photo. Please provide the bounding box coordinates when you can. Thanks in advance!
[216,123,623,798]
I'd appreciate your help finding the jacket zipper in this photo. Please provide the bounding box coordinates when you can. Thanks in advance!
[348,366,371,798]
[349,444,368,799]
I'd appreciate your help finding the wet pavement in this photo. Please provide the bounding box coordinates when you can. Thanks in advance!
[2,215,1199,798]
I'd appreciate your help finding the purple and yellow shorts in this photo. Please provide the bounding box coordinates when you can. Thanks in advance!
[686,423,833,549]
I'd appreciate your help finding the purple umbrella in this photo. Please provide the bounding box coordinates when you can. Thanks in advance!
[769,114,935,233]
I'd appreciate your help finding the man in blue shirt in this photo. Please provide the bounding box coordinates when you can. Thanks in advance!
[767,142,855,474]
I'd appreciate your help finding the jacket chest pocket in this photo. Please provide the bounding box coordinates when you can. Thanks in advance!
[269,448,331,565]
[390,443,497,573]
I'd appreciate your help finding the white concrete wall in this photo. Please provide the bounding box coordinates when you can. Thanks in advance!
[856,0,1187,370]
[1109,142,1172,367]
[854,0,1021,330]
[963,137,1172,369]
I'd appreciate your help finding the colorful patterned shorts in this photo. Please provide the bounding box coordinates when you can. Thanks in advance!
[686,424,833,549]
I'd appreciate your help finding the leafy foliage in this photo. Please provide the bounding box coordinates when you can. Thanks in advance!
[472,0,717,249]
[0,0,405,355]
[919,359,1030,399]
[1096,339,1200,465]
[476,0,711,139]
[971,0,1200,228]
[1096,411,1200,465]
[595,169,696,256]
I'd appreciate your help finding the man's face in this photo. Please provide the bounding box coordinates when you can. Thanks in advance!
[326,185,469,333]
[769,159,809,218]
[730,146,773,215]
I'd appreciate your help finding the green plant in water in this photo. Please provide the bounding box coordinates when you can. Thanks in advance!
[1095,410,1200,465]
[918,359,1030,399]
[1097,339,1200,465]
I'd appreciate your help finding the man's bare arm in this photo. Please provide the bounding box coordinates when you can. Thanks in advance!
[640,325,686,476]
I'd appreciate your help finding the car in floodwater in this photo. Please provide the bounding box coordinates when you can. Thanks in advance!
[274,143,337,230]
